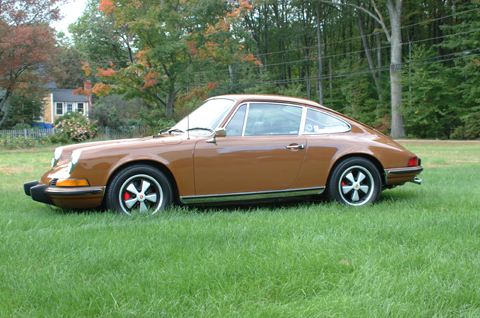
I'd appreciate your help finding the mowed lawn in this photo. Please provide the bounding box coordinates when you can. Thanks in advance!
[0,142,479,317]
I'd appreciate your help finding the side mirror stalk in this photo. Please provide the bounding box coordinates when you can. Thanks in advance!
[206,128,227,143]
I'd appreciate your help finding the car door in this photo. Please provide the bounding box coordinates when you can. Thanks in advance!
[194,102,307,195]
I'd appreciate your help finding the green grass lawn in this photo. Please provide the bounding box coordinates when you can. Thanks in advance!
[1,142,479,317]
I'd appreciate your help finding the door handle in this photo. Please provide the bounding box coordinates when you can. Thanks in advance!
[286,144,305,149]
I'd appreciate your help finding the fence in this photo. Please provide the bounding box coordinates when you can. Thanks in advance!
[99,127,147,140]
[0,127,148,142]
[0,129,56,140]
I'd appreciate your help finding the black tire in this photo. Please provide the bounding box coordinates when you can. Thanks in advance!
[326,157,381,206]
[105,165,173,215]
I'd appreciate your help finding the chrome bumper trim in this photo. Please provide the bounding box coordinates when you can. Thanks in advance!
[45,186,105,196]
[387,167,423,175]
[180,187,325,204]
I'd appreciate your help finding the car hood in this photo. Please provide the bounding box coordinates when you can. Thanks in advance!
[54,135,190,167]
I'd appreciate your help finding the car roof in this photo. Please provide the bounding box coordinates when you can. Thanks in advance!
[209,94,324,109]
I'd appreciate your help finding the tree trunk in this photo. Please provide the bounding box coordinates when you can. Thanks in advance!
[329,58,333,107]
[228,65,234,85]
[387,0,406,138]
[316,3,324,105]
[376,21,382,75]
[319,0,406,136]
[0,91,12,128]
[166,87,175,116]
[356,0,382,101]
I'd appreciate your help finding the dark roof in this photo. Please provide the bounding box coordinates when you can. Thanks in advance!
[52,89,88,102]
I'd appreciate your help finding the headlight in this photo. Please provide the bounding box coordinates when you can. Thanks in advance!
[51,147,63,168]
[68,149,82,174]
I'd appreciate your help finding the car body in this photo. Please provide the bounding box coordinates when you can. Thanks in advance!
[24,95,423,214]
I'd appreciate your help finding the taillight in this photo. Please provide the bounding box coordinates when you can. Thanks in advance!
[408,157,419,167]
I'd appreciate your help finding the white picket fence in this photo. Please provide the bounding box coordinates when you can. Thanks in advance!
[0,127,147,141]
[0,129,56,140]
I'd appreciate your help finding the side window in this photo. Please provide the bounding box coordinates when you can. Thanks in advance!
[303,109,350,134]
[56,103,63,116]
[244,103,302,136]
[225,105,246,137]
[77,103,84,114]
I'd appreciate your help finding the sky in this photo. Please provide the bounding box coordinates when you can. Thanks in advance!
[50,0,90,36]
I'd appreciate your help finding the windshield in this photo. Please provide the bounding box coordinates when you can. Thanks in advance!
[171,98,235,136]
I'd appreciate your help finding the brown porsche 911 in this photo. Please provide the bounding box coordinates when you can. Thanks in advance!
[24,95,423,214]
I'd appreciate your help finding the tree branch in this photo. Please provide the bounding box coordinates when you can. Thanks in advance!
[319,0,391,42]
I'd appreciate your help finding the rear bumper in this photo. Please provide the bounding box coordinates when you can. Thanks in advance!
[24,180,105,209]
[384,166,423,186]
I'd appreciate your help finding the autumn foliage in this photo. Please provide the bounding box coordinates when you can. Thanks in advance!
[82,0,261,116]
[0,0,65,127]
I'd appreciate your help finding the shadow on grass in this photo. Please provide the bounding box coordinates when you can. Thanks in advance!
[42,186,424,217]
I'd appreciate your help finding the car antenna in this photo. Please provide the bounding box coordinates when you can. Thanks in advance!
[187,105,190,140]
[186,61,190,140]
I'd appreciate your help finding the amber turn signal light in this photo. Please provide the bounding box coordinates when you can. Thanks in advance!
[56,179,90,187]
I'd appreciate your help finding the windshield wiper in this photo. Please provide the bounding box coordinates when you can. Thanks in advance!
[167,128,185,134]
[186,127,213,132]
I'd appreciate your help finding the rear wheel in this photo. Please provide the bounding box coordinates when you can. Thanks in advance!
[327,157,381,206]
[106,165,173,214]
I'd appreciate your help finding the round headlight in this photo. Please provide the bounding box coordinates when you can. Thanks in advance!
[68,149,82,174]
[51,147,63,168]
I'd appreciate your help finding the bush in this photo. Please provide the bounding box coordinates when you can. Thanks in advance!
[451,112,480,140]
[0,135,41,149]
[12,123,32,130]
[54,112,98,143]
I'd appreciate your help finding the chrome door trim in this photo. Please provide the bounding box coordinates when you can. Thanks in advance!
[180,187,325,204]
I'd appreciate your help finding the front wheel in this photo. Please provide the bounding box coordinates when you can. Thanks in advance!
[106,165,173,215]
[326,157,381,206]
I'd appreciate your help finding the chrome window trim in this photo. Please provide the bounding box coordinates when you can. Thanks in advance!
[242,103,249,136]
[301,108,352,135]
[180,186,325,204]
[299,106,308,135]
[223,103,248,137]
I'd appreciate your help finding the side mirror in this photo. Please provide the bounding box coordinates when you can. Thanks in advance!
[206,128,227,143]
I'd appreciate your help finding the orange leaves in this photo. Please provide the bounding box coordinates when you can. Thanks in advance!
[92,83,112,96]
[187,41,198,56]
[98,0,115,14]
[243,54,263,66]
[175,82,219,108]
[73,87,86,96]
[142,71,159,91]
[96,67,117,77]
[82,62,91,76]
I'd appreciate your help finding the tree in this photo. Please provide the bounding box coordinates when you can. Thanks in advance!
[76,0,258,117]
[1,90,44,128]
[0,0,64,127]
[319,0,406,137]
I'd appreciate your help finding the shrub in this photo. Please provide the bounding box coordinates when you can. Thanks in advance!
[0,135,40,149]
[54,112,98,143]
[451,112,480,140]
[12,123,32,130]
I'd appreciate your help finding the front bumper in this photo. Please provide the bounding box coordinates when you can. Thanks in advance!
[24,180,105,209]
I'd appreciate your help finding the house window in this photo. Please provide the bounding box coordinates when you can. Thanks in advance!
[56,103,63,116]
[77,103,84,115]
[66,103,73,113]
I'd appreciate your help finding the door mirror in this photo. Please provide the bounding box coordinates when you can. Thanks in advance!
[206,128,227,143]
